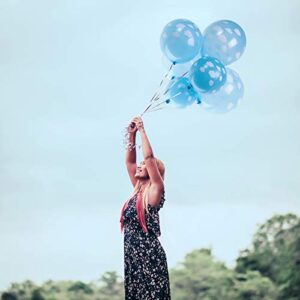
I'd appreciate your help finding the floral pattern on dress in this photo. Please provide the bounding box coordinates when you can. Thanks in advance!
[122,190,171,300]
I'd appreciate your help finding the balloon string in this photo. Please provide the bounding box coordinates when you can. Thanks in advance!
[141,65,191,116]
[141,63,176,116]
[146,90,183,113]
[151,62,175,102]
[154,69,190,100]
[160,63,175,87]
[157,69,190,98]
[146,100,166,111]
[124,64,176,148]
[145,107,165,113]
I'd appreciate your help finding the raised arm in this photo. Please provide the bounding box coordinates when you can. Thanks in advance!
[125,120,138,187]
[136,117,164,191]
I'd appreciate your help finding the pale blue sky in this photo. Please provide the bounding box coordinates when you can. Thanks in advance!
[0,0,300,291]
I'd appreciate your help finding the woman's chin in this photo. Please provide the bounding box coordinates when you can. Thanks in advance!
[135,173,144,178]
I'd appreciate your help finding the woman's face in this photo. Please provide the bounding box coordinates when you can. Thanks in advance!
[135,160,149,178]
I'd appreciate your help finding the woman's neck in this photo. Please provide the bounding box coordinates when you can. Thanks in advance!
[137,180,149,193]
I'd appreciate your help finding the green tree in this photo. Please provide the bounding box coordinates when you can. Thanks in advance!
[236,213,300,299]
[67,281,93,294]
[233,271,277,300]
[2,213,299,300]
[1,292,18,300]
[5,280,37,300]
[97,271,124,300]
[170,249,230,300]
[31,288,45,300]
[169,248,277,300]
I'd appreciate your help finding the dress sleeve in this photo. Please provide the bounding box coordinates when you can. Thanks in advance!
[145,190,166,237]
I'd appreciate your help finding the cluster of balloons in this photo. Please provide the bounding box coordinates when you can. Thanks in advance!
[143,18,246,115]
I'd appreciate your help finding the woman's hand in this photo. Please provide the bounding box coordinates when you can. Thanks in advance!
[134,116,145,132]
[128,116,144,133]
[127,117,139,134]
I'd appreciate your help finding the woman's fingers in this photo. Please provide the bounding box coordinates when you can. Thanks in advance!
[129,116,143,130]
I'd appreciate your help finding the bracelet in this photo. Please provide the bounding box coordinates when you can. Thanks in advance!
[122,125,141,151]
[126,142,136,151]
[125,142,142,151]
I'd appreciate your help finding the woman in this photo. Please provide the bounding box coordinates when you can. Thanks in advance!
[120,116,171,300]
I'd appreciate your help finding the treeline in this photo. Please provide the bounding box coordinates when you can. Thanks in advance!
[1,213,300,300]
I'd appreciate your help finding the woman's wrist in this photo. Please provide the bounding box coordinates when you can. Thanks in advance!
[128,131,136,136]
[128,131,136,140]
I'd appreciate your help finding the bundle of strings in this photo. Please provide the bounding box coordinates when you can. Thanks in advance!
[140,63,178,116]
[120,191,149,234]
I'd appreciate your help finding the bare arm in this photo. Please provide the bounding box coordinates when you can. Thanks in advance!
[125,129,137,187]
[138,122,164,190]
[125,131,137,164]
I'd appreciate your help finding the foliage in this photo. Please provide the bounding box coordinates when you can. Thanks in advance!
[1,272,124,300]
[236,214,300,299]
[1,213,299,300]
[169,248,277,300]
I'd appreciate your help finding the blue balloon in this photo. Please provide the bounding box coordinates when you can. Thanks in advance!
[160,19,203,64]
[166,77,201,108]
[201,68,244,113]
[201,20,246,65]
[170,51,202,78]
[189,56,227,93]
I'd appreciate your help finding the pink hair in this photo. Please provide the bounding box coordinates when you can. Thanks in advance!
[120,157,165,234]
[119,190,148,234]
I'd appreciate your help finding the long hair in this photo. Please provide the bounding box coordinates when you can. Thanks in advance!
[120,158,165,234]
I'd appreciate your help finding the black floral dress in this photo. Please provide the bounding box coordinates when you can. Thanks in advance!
[123,190,171,300]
